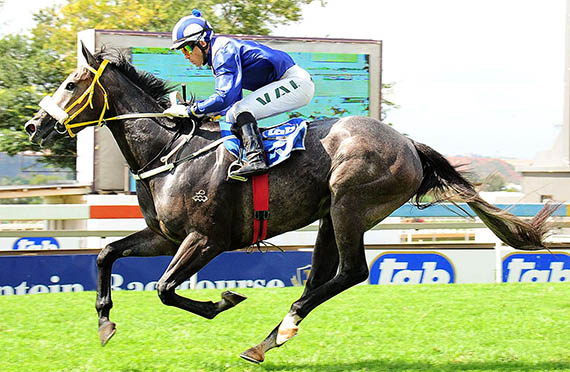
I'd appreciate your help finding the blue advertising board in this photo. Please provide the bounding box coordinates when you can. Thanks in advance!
[369,252,456,285]
[502,252,570,283]
[0,251,312,296]
[13,237,60,250]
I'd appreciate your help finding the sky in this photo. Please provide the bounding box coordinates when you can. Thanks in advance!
[0,0,567,160]
[273,0,568,160]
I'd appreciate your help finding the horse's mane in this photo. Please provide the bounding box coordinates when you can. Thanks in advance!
[94,47,175,108]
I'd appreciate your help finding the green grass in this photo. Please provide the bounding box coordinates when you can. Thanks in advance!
[0,283,569,372]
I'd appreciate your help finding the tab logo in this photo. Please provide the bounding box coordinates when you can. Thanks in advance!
[502,252,570,283]
[13,237,59,250]
[369,252,455,285]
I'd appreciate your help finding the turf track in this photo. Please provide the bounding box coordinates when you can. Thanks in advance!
[0,283,569,371]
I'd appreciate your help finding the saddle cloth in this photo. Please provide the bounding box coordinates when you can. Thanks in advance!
[220,118,308,167]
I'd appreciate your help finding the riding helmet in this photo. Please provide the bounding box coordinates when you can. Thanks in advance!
[170,9,214,50]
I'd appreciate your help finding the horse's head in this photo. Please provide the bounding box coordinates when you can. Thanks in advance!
[24,43,108,146]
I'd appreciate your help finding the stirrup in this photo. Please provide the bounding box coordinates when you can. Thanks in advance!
[227,160,248,182]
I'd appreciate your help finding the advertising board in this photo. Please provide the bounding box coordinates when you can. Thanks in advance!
[365,249,496,284]
[502,251,570,283]
[0,251,312,296]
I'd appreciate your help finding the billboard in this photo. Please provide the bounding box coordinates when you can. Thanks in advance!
[75,29,382,191]
[0,251,313,296]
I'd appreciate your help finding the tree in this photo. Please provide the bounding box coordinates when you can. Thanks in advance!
[0,34,74,169]
[0,0,320,170]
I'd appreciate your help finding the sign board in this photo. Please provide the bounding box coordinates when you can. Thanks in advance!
[0,251,313,296]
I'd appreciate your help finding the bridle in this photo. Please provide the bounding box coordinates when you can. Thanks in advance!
[37,58,233,181]
[39,59,169,138]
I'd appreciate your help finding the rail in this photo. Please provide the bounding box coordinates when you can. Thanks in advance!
[1,203,569,254]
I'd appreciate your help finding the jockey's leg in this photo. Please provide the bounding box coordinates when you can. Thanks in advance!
[229,112,268,177]
[225,64,314,179]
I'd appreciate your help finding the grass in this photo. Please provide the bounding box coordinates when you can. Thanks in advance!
[0,283,569,372]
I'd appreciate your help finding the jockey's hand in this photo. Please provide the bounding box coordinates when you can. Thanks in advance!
[163,104,189,118]
[188,103,205,121]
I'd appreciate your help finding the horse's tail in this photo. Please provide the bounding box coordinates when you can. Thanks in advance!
[411,141,557,250]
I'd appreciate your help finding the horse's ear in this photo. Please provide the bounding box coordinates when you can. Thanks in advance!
[80,41,99,69]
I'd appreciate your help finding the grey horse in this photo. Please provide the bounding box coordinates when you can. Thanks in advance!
[24,44,556,363]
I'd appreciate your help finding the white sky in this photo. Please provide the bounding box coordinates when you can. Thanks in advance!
[273,0,567,159]
[1,0,566,159]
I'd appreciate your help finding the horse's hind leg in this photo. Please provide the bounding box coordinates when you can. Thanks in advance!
[97,227,177,345]
[241,214,340,363]
[156,231,247,319]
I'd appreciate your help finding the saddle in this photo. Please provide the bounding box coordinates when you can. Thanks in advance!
[220,118,308,181]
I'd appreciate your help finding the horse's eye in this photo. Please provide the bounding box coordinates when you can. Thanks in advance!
[65,82,76,91]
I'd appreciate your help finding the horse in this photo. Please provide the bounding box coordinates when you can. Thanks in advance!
[24,44,557,364]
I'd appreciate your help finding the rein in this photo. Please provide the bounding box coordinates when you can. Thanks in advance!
[39,59,171,138]
[39,59,235,181]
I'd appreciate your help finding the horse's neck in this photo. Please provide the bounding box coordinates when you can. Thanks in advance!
[105,85,174,172]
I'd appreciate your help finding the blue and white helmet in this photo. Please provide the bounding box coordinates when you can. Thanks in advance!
[170,9,214,50]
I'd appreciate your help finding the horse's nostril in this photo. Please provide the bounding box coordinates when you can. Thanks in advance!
[25,123,36,135]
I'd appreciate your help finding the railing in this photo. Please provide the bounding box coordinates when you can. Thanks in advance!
[1,203,569,251]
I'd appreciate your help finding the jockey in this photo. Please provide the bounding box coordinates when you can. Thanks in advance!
[164,9,315,178]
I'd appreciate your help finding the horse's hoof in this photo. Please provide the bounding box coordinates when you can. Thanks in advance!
[98,321,116,346]
[222,290,247,307]
[240,345,265,364]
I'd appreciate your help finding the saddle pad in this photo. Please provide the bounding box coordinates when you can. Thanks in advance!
[220,118,308,168]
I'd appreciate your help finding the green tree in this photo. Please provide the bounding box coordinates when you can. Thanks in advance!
[0,0,320,170]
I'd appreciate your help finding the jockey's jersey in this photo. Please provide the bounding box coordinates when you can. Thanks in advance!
[194,36,295,116]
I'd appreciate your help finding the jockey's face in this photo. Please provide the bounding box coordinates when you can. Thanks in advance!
[181,41,208,67]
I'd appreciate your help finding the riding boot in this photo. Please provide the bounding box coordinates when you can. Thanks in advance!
[230,120,268,178]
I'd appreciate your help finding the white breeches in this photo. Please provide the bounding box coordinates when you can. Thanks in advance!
[225,65,314,123]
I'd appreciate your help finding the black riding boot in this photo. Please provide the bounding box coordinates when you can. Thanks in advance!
[231,120,268,178]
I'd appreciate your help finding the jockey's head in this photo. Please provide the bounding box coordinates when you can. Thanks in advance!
[170,9,214,65]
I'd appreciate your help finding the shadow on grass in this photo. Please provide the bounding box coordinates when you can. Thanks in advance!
[262,359,570,371]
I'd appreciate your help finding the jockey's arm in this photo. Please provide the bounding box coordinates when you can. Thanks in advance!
[193,44,243,117]
[193,72,242,116]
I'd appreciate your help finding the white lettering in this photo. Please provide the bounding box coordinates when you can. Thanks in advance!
[14,281,29,295]
[48,275,61,293]
[379,259,407,284]
[0,285,14,295]
[0,275,286,296]
[549,262,570,282]
[521,269,549,283]
[196,280,216,289]
[266,279,285,288]
[29,285,49,294]
[60,284,83,292]
[196,279,285,289]
[111,274,124,291]
[126,281,144,291]
[15,239,59,250]
[144,281,158,291]
[505,258,570,283]
[506,259,535,282]
[176,280,192,290]
[422,262,450,284]
[377,258,452,284]
[393,269,422,284]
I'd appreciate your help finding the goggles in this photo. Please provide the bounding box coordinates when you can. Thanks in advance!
[181,44,195,56]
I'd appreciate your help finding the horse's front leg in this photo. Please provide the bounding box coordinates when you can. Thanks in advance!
[156,231,247,319]
[96,227,177,345]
